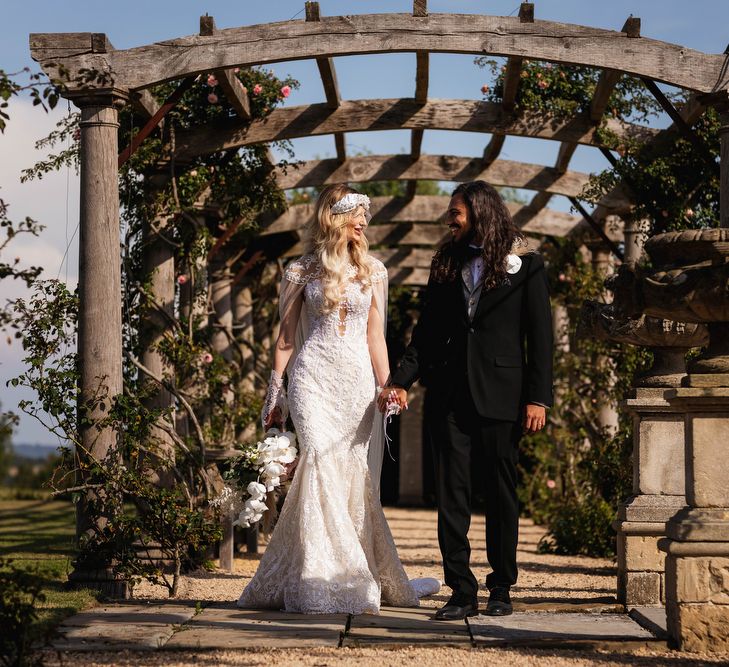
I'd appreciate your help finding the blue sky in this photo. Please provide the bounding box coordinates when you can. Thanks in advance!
[1,0,727,444]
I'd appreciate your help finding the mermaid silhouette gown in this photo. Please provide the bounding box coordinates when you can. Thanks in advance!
[237,255,426,614]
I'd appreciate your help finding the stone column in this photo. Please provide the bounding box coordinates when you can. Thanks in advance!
[68,92,128,596]
[656,103,729,650]
[617,387,687,606]
[398,381,424,505]
[660,389,729,651]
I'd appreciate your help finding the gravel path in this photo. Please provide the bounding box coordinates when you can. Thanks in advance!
[134,507,617,609]
[49,507,728,666]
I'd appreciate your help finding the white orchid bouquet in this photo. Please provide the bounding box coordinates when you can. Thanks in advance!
[211,428,298,527]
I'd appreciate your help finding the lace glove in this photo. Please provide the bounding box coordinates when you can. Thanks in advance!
[261,370,288,430]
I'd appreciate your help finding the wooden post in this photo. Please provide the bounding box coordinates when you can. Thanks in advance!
[68,92,128,597]
[210,252,236,571]
[587,239,620,436]
[140,204,176,481]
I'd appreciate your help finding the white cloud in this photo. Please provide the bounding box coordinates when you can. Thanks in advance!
[0,98,80,444]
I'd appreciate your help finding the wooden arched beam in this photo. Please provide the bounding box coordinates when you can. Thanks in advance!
[260,195,585,241]
[273,154,630,209]
[172,98,656,161]
[31,14,729,93]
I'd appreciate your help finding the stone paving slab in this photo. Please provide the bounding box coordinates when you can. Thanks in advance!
[469,611,657,646]
[344,606,471,647]
[47,603,198,651]
[164,603,348,649]
[630,606,668,640]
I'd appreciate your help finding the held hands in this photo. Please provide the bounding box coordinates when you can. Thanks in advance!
[377,386,408,414]
[524,403,547,435]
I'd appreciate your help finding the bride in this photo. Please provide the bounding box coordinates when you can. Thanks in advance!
[237,184,438,614]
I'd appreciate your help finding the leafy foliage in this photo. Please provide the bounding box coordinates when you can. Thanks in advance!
[9,66,299,595]
[0,557,45,667]
[519,238,650,557]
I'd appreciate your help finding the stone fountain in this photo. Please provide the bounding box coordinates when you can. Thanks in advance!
[629,228,729,651]
[579,299,708,607]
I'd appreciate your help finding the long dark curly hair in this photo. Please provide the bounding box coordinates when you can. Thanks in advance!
[431,181,526,290]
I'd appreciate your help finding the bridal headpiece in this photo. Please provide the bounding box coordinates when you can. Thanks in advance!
[331,193,372,222]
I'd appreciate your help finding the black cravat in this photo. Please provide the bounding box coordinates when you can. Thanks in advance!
[465,245,482,259]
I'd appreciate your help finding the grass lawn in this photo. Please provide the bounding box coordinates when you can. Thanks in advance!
[0,495,100,643]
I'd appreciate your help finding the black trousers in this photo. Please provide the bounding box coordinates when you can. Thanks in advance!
[426,383,521,603]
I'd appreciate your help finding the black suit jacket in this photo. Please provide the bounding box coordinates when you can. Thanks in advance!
[391,251,554,421]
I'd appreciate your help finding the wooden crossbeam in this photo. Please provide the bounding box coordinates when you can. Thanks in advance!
[405,0,430,200]
[216,68,251,120]
[31,15,728,94]
[200,16,252,120]
[306,2,346,163]
[590,68,622,122]
[172,98,658,161]
[482,43,525,166]
[118,76,197,168]
[273,154,630,209]
[260,196,583,239]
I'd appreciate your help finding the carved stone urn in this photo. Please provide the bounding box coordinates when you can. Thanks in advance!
[640,229,729,386]
[579,302,709,387]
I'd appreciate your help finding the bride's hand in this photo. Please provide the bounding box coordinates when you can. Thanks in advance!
[264,406,283,431]
[377,386,408,413]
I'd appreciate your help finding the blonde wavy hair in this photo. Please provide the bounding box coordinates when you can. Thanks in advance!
[303,184,374,313]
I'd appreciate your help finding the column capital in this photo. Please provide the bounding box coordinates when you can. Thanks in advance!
[68,87,129,110]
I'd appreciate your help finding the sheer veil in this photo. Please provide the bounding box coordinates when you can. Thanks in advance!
[277,256,389,497]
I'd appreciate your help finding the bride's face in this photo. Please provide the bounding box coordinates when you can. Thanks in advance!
[345,205,368,244]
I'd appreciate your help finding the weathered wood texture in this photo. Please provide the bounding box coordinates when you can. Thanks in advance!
[481,54,522,166]
[76,100,124,539]
[172,98,657,160]
[216,67,251,119]
[273,154,629,208]
[306,2,346,162]
[30,15,728,93]
[260,196,584,239]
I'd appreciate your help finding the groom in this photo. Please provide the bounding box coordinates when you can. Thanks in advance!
[380,181,553,620]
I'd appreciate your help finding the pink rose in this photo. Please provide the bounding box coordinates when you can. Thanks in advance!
[189,169,198,177]
[177,275,188,285]
[207,93,219,104]
[253,84,263,95]
[481,84,490,94]
[685,208,694,218]
[234,67,240,73]
[207,74,218,87]
[546,479,556,489]
[558,273,566,282]
[537,80,549,89]
[202,352,214,364]
[280,85,291,98]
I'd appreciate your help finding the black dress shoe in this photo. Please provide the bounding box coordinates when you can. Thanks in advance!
[485,587,512,616]
[434,600,479,621]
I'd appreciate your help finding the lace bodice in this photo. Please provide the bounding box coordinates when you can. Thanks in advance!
[285,254,388,343]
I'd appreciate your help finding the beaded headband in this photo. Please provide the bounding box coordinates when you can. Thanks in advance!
[330,193,371,222]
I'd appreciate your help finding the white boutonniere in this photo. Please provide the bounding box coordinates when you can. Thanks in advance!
[505,254,522,274]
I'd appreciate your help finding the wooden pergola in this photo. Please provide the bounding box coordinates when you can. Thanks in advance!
[29,1,729,645]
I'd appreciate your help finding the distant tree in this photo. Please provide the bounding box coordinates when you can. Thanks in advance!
[0,404,15,482]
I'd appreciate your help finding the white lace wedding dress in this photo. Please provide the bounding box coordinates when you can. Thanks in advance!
[237,254,429,614]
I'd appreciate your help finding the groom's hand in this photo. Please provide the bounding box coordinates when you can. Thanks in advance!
[377,386,408,413]
[524,403,547,434]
